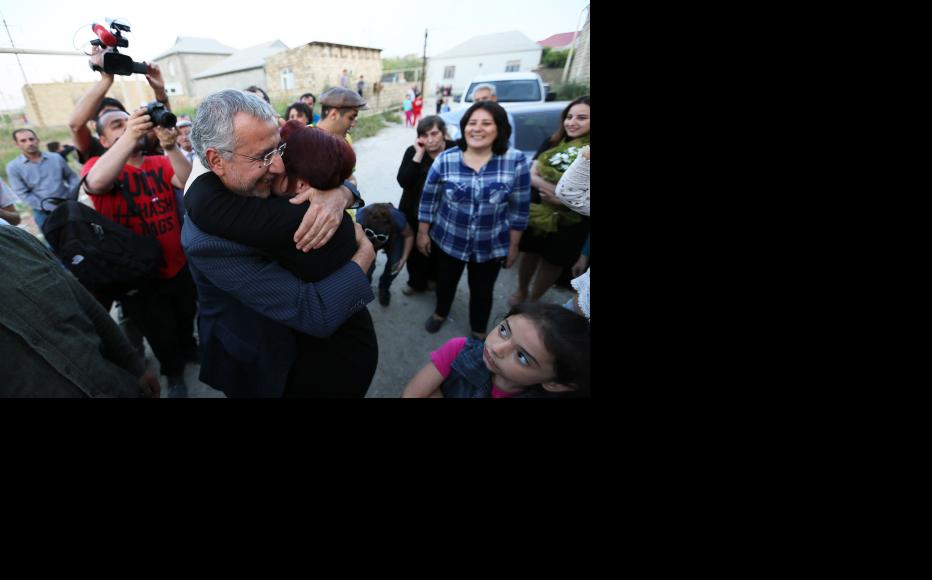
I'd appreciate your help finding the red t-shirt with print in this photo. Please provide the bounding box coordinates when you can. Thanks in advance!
[81,155,186,279]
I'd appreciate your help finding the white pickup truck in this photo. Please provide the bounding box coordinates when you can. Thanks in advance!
[455,72,554,110]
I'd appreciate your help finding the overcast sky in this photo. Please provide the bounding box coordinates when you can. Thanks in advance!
[0,0,588,111]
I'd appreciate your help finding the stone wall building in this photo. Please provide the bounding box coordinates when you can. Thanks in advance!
[264,42,382,105]
[568,10,591,84]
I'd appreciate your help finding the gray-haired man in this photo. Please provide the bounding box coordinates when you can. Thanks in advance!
[180,89,374,397]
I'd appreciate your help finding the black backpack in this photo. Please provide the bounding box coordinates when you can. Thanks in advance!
[41,188,163,295]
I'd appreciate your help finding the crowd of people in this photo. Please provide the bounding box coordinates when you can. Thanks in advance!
[1,57,590,399]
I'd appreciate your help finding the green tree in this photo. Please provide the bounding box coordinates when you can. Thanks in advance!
[541,48,569,69]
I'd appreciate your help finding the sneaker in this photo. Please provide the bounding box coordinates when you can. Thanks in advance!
[401,285,416,296]
[379,288,391,306]
[167,374,188,398]
[425,314,445,333]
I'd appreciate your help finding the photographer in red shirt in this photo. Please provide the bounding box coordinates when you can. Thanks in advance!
[81,106,197,397]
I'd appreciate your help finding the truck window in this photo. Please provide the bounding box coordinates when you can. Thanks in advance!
[465,80,542,103]
[513,109,563,154]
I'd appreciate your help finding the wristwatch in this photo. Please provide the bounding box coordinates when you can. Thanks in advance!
[342,179,364,209]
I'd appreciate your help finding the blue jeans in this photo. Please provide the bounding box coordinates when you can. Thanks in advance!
[32,209,50,231]
[366,240,404,290]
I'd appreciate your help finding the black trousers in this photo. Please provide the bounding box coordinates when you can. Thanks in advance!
[120,265,198,377]
[434,245,502,334]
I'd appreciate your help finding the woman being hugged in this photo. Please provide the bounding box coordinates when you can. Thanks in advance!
[510,96,590,305]
[417,101,530,339]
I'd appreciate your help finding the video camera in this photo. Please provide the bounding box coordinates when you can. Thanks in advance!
[89,20,148,76]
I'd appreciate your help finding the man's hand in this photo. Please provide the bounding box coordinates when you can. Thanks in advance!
[145,63,166,99]
[417,230,431,256]
[390,257,407,276]
[289,185,351,251]
[89,46,114,81]
[351,223,376,273]
[155,125,178,151]
[120,108,154,147]
[138,370,161,398]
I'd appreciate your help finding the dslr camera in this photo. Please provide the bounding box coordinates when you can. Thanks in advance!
[144,101,176,129]
[89,20,148,76]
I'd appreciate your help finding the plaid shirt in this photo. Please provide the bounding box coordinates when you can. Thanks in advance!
[418,148,530,263]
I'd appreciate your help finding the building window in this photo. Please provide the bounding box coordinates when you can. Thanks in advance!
[281,68,294,91]
[443,65,455,79]
[505,60,520,72]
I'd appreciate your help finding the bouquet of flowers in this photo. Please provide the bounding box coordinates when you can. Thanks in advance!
[537,136,590,184]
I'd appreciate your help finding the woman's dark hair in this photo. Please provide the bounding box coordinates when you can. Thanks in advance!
[417,115,447,138]
[507,302,590,397]
[279,120,355,191]
[286,102,314,124]
[244,86,270,103]
[547,95,590,147]
[456,101,511,156]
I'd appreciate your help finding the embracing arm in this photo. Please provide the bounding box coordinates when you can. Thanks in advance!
[291,181,363,251]
[188,236,374,338]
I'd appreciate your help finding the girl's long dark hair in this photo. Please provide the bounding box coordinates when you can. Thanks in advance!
[547,95,590,147]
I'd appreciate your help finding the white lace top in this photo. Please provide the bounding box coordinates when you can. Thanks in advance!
[571,268,590,320]
[554,146,589,216]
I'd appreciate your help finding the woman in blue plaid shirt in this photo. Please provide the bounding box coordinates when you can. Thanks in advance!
[417,101,530,338]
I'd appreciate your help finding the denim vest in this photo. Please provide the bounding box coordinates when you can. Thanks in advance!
[440,338,554,399]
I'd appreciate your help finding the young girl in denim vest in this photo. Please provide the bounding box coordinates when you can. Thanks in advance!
[402,302,589,398]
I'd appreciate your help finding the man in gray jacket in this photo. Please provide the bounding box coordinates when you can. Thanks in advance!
[0,224,160,397]
[5,129,79,230]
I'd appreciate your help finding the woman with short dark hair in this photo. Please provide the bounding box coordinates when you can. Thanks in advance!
[417,102,531,339]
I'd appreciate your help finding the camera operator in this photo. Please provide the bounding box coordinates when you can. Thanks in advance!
[68,46,171,164]
[81,106,196,397]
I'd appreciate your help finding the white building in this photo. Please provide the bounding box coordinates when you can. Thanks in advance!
[427,31,543,98]
[191,40,288,97]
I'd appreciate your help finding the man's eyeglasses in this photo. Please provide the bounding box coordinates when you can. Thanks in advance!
[365,228,389,243]
[221,142,286,167]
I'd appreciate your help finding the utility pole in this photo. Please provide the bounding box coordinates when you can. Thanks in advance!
[1,9,45,126]
[421,29,428,98]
